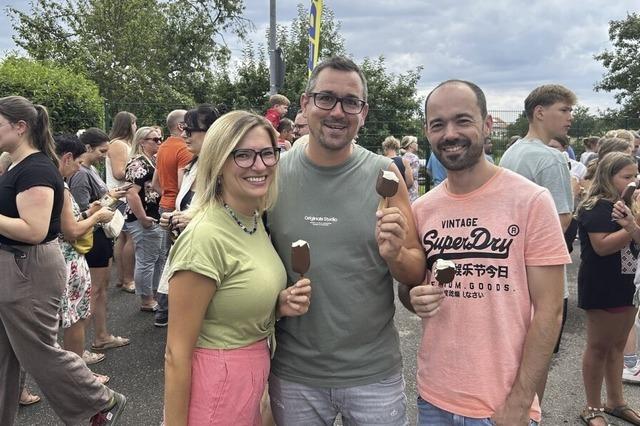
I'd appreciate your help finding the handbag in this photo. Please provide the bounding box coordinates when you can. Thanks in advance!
[102,209,125,238]
[71,229,94,254]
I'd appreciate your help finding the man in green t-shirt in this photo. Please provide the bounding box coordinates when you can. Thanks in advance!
[268,56,426,425]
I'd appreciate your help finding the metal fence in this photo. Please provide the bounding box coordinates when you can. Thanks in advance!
[99,101,640,193]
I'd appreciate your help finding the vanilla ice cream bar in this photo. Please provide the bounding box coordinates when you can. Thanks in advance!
[433,259,456,285]
[291,240,310,276]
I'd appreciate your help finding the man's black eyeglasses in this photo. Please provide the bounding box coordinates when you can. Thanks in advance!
[183,126,207,137]
[308,92,366,114]
[231,147,281,168]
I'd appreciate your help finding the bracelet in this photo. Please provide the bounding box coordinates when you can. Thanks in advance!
[81,211,88,220]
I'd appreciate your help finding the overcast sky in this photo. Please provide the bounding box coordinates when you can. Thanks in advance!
[1,0,637,113]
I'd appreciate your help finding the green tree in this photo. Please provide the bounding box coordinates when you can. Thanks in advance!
[8,0,249,125]
[359,56,424,151]
[506,112,528,139]
[276,4,346,106]
[224,3,423,149]
[594,13,640,117]
[0,56,104,132]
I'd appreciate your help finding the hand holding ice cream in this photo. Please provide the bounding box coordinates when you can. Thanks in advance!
[277,278,312,318]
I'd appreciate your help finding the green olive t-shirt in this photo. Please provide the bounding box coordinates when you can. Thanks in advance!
[167,205,287,349]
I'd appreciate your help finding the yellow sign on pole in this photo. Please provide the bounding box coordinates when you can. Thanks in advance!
[308,0,323,77]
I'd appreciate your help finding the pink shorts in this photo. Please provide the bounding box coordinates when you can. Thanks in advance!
[188,339,270,426]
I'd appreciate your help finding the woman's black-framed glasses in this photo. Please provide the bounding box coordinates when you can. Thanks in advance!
[309,92,366,114]
[231,147,281,168]
[144,137,163,144]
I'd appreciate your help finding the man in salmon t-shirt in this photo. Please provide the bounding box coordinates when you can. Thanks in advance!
[154,109,192,327]
[398,80,571,425]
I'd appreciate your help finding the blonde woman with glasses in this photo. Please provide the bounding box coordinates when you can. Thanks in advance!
[163,111,311,425]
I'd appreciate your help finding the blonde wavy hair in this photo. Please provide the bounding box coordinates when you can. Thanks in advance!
[578,151,638,214]
[382,136,400,152]
[604,129,635,142]
[188,110,278,218]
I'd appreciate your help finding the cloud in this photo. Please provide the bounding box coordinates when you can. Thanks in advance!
[1,0,635,112]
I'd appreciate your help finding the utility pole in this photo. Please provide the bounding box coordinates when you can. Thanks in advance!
[269,0,277,95]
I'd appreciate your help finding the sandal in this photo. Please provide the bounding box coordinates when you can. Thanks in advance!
[91,335,130,351]
[580,407,610,426]
[19,389,41,406]
[82,350,106,365]
[140,303,158,312]
[120,282,135,294]
[605,404,640,426]
[93,372,110,385]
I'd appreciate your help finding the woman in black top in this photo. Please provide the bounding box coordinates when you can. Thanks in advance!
[381,136,414,190]
[0,96,124,424]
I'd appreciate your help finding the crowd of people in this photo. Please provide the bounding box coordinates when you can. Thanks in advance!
[0,55,639,426]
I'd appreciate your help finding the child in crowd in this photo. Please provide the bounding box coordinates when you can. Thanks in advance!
[577,151,640,426]
[264,94,290,130]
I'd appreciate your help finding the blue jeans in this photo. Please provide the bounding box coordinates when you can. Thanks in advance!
[127,220,167,297]
[417,397,539,426]
[155,207,174,320]
[269,372,408,425]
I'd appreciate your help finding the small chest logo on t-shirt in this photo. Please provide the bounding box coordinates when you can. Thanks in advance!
[304,215,339,227]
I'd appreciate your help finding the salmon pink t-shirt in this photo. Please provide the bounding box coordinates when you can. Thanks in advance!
[411,168,571,422]
[156,136,193,210]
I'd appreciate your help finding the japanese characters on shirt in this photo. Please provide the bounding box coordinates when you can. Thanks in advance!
[423,216,519,300]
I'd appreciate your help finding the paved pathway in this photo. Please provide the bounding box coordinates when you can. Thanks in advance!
[16,247,640,425]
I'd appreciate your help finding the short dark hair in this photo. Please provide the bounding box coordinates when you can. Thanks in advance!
[277,118,293,133]
[424,80,487,120]
[306,56,368,101]
[524,84,576,121]
[79,127,110,148]
[184,104,222,132]
[54,133,86,159]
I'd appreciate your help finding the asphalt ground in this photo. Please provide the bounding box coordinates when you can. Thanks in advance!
[15,244,640,425]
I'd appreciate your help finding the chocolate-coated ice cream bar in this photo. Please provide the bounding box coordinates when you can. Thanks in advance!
[622,182,637,207]
[433,259,456,285]
[291,240,310,276]
[376,169,399,209]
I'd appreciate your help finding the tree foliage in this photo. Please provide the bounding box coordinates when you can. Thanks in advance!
[594,13,640,117]
[359,57,424,151]
[225,3,423,151]
[8,0,249,125]
[0,56,105,132]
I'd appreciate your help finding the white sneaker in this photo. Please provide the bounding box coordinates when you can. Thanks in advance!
[623,360,640,383]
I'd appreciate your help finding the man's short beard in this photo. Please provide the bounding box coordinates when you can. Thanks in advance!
[435,139,484,171]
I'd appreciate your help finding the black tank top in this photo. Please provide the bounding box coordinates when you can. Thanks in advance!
[392,156,406,181]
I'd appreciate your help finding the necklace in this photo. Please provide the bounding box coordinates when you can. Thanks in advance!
[223,203,259,234]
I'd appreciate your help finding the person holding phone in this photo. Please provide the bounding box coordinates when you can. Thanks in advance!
[125,127,165,312]
[0,96,126,425]
[69,128,130,352]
